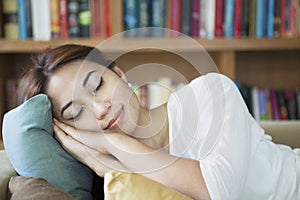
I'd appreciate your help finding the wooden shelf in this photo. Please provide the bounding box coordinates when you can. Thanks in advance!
[0,38,300,53]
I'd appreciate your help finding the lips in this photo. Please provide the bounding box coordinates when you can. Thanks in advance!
[105,106,124,130]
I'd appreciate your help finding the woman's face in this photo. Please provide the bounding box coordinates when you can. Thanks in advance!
[46,60,140,134]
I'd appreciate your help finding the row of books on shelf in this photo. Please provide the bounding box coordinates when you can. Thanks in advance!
[124,0,300,38]
[0,0,116,40]
[1,0,300,41]
[237,84,300,121]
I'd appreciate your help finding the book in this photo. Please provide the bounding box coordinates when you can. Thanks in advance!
[78,0,91,38]
[18,0,32,40]
[0,0,2,38]
[31,0,51,40]
[296,89,300,119]
[123,0,138,37]
[91,0,102,38]
[239,84,253,115]
[284,89,297,119]
[265,88,273,120]
[151,0,167,37]
[241,0,250,37]
[270,88,280,120]
[136,0,151,37]
[50,0,60,39]
[104,0,112,37]
[59,0,68,39]
[234,0,242,38]
[3,0,19,39]
[215,0,225,37]
[256,0,267,38]
[206,0,216,39]
[251,86,261,121]
[249,0,256,37]
[181,0,191,36]
[267,0,275,38]
[259,89,267,120]
[169,0,181,37]
[273,0,281,37]
[224,0,235,38]
[140,84,148,108]
[276,89,289,120]
[68,0,80,38]
[191,0,200,37]
[199,0,208,38]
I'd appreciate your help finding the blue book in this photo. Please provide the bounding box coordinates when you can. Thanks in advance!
[256,0,267,38]
[123,0,139,37]
[136,0,151,37]
[259,89,267,120]
[267,0,275,38]
[151,0,166,37]
[224,0,234,38]
[18,0,27,40]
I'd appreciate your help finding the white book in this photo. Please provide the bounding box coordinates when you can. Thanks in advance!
[251,87,260,121]
[199,0,207,38]
[206,0,216,39]
[31,0,51,41]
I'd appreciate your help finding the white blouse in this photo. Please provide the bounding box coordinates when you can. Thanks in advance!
[167,73,300,200]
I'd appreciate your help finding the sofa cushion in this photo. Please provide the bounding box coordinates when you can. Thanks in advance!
[0,150,17,200]
[2,94,93,200]
[104,170,192,200]
[9,176,74,200]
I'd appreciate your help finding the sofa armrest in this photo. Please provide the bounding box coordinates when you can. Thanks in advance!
[0,150,17,200]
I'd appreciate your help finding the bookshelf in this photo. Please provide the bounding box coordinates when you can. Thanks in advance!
[1,0,300,147]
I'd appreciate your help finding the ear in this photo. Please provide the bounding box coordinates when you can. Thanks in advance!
[112,66,128,82]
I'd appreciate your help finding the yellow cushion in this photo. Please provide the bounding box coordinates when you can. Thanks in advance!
[104,171,192,200]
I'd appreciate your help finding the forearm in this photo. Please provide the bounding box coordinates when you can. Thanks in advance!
[105,134,210,200]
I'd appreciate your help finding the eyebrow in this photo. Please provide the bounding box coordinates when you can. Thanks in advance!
[82,70,96,87]
[60,101,73,118]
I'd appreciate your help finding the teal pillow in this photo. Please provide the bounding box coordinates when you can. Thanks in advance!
[2,94,93,200]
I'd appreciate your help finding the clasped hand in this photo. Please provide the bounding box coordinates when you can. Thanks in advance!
[53,119,128,177]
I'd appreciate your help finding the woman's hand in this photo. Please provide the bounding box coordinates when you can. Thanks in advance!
[53,119,128,177]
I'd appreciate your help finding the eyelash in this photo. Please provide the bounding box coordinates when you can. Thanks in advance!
[93,77,103,93]
[67,106,84,121]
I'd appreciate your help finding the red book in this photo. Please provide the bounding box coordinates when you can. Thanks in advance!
[59,0,68,39]
[234,0,242,38]
[104,0,111,37]
[140,85,148,109]
[191,0,200,37]
[280,0,287,37]
[169,0,181,37]
[215,0,225,37]
[91,0,101,38]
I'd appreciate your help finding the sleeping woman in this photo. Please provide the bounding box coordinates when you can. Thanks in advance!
[17,44,300,200]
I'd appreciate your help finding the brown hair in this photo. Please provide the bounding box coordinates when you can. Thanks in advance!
[17,44,115,104]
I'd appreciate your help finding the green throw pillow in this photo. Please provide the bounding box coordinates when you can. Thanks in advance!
[2,94,93,200]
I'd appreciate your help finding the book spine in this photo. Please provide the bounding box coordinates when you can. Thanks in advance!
[137,0,151,37]
[259,89,267,120]
[0,0,2,37]
[251,87,261,121]
[206,0,216,39]
[265,88,273,120]
[191,0,200,37]
[169,0,181,37]
[280,0,287,36]
[18,0,27,39]
[104,0,111,37]
[91,0,101,38]
[3,0,19,39]
[284,90,297,119]
[215,0,225,37]
[50,0,61,39]
[297,0,300,37]
[256,0,267,38]
[78,0,91,38]
[270,88,280,120]
[267,0,275,38]
[140,84,148,108]
[68,0,80,38]
[249,0,257,37]
[25,0,32,38]
[224,0,235,38]
[277,89,289,120]
[273,0,281,37]
[234,0,242,38]
[241,0,249,37]
[123,0,138,37]
[31,0,51,41]
[151,0,166,37]
[181,0,191,36]
[59,0,68,39]
[296,89,300,119]
[199,0,207,38]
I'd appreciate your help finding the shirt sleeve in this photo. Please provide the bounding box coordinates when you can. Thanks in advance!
[167,73,264,200]
[197,74,264,200]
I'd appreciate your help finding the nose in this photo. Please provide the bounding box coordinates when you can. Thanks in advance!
[93,100,111,120]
